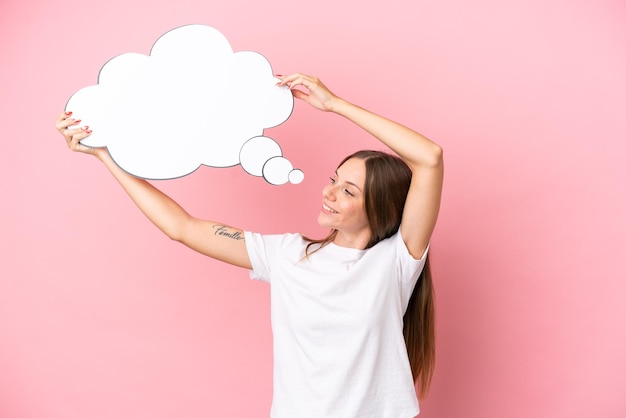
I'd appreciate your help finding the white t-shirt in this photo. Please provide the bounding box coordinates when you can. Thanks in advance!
[245,230,428,418]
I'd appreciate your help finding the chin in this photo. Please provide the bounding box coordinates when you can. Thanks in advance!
[317,213,334,229]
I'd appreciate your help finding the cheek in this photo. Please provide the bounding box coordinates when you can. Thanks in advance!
[359,202,370,223]
[358,207,368,223]
[349,201,367,219]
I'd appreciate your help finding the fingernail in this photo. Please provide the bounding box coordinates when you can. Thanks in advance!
[65,111,72,116]
[75,119,81,124]
[86,130,92,134]
[82,126,90,131]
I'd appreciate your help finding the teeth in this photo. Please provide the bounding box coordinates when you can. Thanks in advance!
[323,204,337,213]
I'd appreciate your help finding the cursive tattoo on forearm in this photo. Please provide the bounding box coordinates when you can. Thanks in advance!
[212,225,245,241]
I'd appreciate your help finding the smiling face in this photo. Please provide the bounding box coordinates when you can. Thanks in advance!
[317,157,371,248]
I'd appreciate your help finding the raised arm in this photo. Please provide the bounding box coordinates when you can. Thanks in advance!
[277,74,443,259]
[55,112,252,269]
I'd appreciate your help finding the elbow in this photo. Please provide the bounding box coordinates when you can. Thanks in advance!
[430,144,443,168]
[168,231,183,242]
[163,227,181,242]
[167,215,200,244]
[164,219,189,243]
[414,144,443,169]
[168,223,190,243]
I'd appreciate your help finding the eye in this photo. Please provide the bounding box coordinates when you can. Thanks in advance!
[343,188,354,197]
[329,177,336,184]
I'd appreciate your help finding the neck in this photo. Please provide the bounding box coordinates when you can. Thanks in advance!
[333,230,371,250]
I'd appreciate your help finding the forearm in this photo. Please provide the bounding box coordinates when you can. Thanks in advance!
[91,149,251,267]
[95,149,189,240]
[330,98,443,169]
[56,112,241,258]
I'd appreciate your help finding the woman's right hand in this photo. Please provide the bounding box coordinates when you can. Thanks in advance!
[55,111,102,157]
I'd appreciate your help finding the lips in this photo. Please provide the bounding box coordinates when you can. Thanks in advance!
[322,203,338,214]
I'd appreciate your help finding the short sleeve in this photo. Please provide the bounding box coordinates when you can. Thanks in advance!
[244,231,304,283]
[244,231,271,283]
[393,231,429,282]
[391,232,431,312]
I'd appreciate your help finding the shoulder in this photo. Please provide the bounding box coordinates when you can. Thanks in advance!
[369,231,428,271]
[244,231,307,255]
[391,229,428,261]
[245,231,304,245]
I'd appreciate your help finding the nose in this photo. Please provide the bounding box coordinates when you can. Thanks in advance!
[323,183,337,201]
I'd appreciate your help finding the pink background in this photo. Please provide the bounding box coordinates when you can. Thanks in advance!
[1,0,625,417]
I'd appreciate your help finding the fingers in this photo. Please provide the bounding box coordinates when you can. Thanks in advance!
[276,73,318,91]
[55,111,86,134]
[56,110,93,153]
[275,72,337,111]
[67,126,91,142]
[64,127,91,152]
[56,111,77,131]
[291,89,309,101]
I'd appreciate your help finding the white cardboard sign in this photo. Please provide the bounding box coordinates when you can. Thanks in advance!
[66,24,302,185]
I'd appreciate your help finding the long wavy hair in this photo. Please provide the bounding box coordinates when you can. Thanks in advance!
[303,150,436,398]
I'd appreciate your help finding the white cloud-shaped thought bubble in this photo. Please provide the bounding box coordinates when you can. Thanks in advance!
[66,24,302,185]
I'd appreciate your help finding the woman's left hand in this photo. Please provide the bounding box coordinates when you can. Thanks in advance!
[276,73,339,112]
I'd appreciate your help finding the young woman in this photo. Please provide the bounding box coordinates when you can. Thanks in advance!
[56,73,444,418]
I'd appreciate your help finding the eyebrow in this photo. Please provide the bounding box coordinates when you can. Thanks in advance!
[334,170,363,192]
